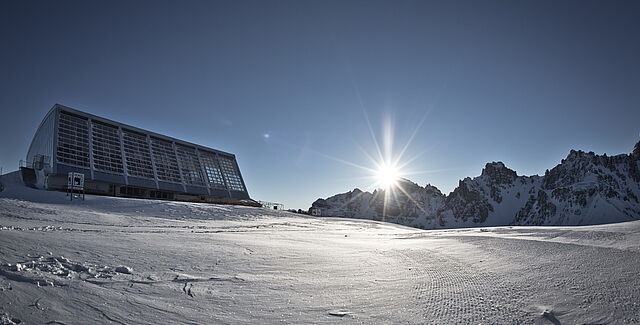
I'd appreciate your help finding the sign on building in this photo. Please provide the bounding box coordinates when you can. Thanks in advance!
[67,172,85,200]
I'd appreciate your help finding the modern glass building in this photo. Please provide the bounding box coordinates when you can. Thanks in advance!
[25,104,252,203]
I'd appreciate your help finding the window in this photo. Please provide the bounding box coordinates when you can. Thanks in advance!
[91,121,124,174]
[175,145,205,186]
[150,190,171,199]
[119,186,147,197]
[218,155,245,192]
[56,112,90,167]
[122,130,155,179]
[150,138,181,183]
[199,151,226,188]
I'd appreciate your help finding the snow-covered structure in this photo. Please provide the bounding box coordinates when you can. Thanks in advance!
[25,104,252,203]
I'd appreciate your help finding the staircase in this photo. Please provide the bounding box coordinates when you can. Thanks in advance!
[20,167,37,188]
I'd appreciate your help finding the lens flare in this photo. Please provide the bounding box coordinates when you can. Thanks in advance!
[375,163,400,189]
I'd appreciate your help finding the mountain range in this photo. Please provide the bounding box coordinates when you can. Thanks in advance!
[310,141,640,228]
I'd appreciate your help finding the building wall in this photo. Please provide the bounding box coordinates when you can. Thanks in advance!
[28,104,250,199]
[26,107,57,174]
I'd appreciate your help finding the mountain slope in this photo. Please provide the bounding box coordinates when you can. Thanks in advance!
[311,141,640,228]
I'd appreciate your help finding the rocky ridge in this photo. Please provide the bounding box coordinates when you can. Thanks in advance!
[310,141,640,228]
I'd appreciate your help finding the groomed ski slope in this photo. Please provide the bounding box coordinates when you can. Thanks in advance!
[0,171,639,324]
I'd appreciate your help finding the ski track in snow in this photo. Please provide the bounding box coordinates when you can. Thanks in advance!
[399,249,531,323]
[1,171,640,324]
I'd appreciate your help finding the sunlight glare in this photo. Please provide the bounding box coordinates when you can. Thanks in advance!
[376,163,400,189]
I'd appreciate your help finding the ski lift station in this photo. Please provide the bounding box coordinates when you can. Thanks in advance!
[23,104,256,205]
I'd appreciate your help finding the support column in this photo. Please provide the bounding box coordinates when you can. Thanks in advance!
[117,127,129,186]
[52,108,60,174]
[195,149,211,195]
[87,119,95,180]
[172,142,187,193]
[216,153,232,198]
[146,135,160,190]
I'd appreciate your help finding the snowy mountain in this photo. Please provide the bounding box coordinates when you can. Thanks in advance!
[310,141,640,228]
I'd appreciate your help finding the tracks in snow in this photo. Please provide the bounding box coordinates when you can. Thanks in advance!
[396,248,533,324]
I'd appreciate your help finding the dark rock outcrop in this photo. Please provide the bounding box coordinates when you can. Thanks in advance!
[310,143,640,229]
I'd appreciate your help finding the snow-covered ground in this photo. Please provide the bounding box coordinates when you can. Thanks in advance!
[1,171,639,324]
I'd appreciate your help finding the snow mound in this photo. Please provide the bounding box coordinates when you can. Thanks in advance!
[0,312,21,325]
[0,254,134,287]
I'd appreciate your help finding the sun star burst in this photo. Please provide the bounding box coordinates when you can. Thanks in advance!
[375,163,400,190]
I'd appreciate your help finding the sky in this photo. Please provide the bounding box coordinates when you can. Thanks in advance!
[1,0,639,209]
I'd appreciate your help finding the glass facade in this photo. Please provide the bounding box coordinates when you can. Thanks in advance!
[219,155,245,192]
[176,145,206,186]
[199,151,226,188]
[91,121,124,174]
[122,130,155,179]
[57,112,90,168]
[47,106,248,198]
[150,137,182,183]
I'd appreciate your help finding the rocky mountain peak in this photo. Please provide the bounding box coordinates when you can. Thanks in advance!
[565,149,588,161]
[311,141,640,229]
[396,178,421,190]
[480,161,518,184]
[424,184,444,196]
[632,140,640,159]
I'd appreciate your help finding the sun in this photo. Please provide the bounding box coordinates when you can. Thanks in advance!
[375,163,400,189]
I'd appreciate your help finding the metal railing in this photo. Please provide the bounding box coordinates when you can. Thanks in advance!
[19,160,32,168]
[19,158,50,171]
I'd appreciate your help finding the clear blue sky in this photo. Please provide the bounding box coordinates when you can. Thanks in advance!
[1,0,639,209]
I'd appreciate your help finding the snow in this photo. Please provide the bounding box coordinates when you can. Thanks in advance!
[313,148,640,229]
[1,171,640,324]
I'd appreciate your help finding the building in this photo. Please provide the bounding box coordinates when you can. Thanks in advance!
[24,104,254,204]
